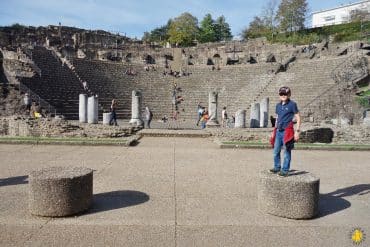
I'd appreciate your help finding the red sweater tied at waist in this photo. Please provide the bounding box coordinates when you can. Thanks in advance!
[269,122,295,148]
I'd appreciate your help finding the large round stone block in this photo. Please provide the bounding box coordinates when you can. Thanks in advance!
[258,170,320,219]
[29,166,93,217]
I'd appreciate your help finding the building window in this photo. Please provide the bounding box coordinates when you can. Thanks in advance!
[323,15,336,21]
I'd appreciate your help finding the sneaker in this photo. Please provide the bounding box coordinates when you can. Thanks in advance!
[278,171,289,177]
[269,168,280,174]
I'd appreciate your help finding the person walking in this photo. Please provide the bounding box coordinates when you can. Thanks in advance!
[144,106,153,128]
[196,102,204,126]
[109,99,118,126]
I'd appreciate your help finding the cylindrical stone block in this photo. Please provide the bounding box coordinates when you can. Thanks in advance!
[103,112,112,125]
[206,91,220,127]
[235,109,246,128]
[129,90,143,126]
[260,98,269,127]
[250,103,260,128]
[87,96,98,124]
[258,170,320,219]
[29,166,93,217]
[79,94,87,123]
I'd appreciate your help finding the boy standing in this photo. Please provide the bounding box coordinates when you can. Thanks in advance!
[270,86,301,177]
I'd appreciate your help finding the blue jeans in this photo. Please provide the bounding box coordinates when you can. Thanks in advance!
[273,130,292,172]
[109,111,117,126]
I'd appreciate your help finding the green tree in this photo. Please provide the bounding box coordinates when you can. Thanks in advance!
[240,0,277,40]
[143,19,172,43]
[276,0,308,32]
[168,12,199,46]
[142,31,151,43]
[262,0,278,32]
[241,16,271,40]
[199,14,217,43]
[215,15,233,41]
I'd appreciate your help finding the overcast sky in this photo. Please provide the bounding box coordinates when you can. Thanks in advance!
[0,0,362,38]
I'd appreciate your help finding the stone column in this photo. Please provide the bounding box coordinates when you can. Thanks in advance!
[102,112,112,125]
[259,98,269,127]
[129,90,143,127]
[79,94,87,123]
[235,109,246,128]
[364,110,370,126]
[87,96,98,124]
[250,103,260,128]
[206,91,220,127]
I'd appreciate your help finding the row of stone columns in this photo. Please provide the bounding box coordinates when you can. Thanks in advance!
[79,91,144,126]
[250,98,269,128]
[79,94,98,124]
[79,91,269,128]
[207,91,269,128]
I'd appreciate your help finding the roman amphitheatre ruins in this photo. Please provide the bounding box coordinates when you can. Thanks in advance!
[0,24,369,142]
[0,24,370,246]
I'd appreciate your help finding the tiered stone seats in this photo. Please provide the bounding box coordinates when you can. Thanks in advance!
[20,46,82,119]
[21,46,360,123]
[254,56,350,120]
[73,59,173,119]
[73,59,277,121]
[176,64,276,120]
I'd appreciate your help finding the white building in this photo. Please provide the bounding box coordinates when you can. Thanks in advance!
[312,0,370,28]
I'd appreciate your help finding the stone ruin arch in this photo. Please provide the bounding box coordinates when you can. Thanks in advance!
[247,55,257,64]
[266,54,276,63]
[143,54,155,64]
[207,54,222,66]
[125,53,132,63]
[207,58,214,65]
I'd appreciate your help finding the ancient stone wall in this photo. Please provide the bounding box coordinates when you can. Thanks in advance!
[0,116,134,138]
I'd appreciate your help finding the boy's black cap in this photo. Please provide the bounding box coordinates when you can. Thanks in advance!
[279,86,291,96]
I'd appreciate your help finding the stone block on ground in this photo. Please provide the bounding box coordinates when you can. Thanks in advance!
[29,166,93,217]
[103,112,112,125]
[258,169,320,219]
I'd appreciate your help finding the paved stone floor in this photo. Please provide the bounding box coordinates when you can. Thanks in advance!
[0,137,369,246]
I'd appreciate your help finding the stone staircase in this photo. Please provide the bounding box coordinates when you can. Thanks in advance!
[252,56,356,122]
[20,46,83,119]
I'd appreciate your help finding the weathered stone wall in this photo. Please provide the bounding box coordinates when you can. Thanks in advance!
[0,116,135,138]
[333,125,370,144]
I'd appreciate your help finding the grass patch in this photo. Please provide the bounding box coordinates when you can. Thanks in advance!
[356,90,370,108]
[221,141,370,151]
[0,136,137,146]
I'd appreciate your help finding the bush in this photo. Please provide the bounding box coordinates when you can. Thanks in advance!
[267,20,370,45]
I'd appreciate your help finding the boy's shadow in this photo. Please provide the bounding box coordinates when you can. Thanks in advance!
[318,184,370,218]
